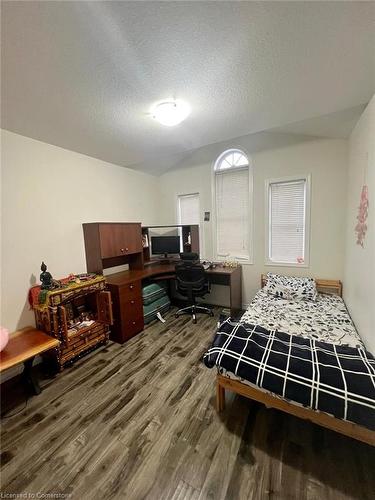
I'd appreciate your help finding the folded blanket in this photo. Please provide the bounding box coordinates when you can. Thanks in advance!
[203,319,375,430]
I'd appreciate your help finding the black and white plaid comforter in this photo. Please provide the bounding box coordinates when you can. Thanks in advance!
[203,319,375,430]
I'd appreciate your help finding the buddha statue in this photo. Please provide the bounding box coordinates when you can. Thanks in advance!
[40,262,54,290]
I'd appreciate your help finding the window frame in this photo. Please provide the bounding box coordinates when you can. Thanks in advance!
[177,192,200,226]
[176,192,203,255]
[265,174,311,268]
[212,148,254,264]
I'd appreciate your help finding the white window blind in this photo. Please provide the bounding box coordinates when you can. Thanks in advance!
[216,168,250,259]
[268,179,307,264]
[178,193,200,225]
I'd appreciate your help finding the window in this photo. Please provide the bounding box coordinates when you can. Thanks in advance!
[177,193,200,225]
[266,176,310,266]
[214,149,252,261]
[177,193,201,254]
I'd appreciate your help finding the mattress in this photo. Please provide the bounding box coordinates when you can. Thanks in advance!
[204,320,375,430]
[240,289,362,348]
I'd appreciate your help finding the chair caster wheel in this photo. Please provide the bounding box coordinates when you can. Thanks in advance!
[210,311,214,317]
[193,319,197,324]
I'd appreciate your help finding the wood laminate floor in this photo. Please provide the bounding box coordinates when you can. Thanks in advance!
[1,309,375,500]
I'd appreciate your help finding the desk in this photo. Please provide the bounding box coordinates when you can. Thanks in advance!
[106,263,242,344]
[0,327,60,395]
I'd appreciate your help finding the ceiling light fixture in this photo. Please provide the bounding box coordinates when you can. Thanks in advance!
[152,99,190,126]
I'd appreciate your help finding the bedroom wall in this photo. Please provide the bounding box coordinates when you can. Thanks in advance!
[158,138,348,308]
[344,96,375,352]
[1,130,159,332]
[0,129,353,338]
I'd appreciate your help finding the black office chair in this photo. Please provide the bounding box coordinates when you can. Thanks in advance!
[175,261,213,323]
[180,252,199,261]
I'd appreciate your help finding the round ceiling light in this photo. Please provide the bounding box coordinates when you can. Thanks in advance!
[152,99,190,126]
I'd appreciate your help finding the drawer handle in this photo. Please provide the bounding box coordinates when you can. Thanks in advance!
[120,248,124,253]
[129,284,135,290]
[132,321,136,325]
[125,247,129,252]
[130,300,135,305]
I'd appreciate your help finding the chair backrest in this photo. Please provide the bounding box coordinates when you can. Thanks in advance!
[180,252,199,261]
[175,261,206,294]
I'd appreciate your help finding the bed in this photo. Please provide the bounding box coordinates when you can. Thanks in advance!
[204,275,375,446]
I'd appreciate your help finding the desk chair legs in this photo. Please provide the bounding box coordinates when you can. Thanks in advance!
[175,304,214,324]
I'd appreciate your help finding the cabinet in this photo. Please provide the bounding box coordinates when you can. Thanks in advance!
[32,276,113,369]
[99,223,142,259]
[83,222,143,274]
[107,278,144,343]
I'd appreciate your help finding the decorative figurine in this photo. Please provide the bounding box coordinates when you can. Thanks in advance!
[40,262,55,290]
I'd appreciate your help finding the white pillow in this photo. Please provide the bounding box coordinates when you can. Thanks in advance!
[264,273,318,302]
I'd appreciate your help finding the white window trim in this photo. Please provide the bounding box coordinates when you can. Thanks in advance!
[211,149,254,264]
[265,174,311,268]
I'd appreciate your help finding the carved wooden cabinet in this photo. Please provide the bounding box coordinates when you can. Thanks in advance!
[32,276,113,369]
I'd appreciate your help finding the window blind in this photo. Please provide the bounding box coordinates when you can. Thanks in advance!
[268,179,306,264]
[216,168,249,259]
[178,193,200,225]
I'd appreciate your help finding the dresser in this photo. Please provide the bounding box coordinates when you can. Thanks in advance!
[106,273,144,343]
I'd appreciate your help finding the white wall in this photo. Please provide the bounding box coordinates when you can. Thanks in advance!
[1,130,159,331]
[344,96,375,353]
[159,138,348,308]
[0,129,354,339]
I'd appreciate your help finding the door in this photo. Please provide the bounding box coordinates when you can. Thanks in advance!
[97,291,114,325]
[58,305,69,344]
[99,224,142,259]
[121,224,142,255]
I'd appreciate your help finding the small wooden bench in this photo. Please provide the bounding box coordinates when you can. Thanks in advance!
[0,327,60,395]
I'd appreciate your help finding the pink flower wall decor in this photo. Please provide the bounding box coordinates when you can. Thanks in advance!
[0,326,9,352]
[355,184,369,247]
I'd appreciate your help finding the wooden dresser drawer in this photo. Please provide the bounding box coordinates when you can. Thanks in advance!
[108,280,144,344]
[124,317,144,338]
[119,280,141,300]
[122,296,143,320]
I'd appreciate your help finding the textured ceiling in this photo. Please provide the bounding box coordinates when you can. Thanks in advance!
[2,1,374,175]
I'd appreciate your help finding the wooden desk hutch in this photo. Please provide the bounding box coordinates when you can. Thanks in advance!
[82,222,200,343]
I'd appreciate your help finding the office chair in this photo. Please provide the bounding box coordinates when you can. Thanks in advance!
[180,252,199,261]
[175,260,213,324]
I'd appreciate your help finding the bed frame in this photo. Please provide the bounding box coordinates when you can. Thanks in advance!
[216,276,375,447]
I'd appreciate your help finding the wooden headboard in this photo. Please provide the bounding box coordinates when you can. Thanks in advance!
[260,274,342,297]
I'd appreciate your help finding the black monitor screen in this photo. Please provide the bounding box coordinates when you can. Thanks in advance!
[151,236,180,255]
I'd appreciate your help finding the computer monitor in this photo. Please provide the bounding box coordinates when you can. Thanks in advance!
[151,236,181,257]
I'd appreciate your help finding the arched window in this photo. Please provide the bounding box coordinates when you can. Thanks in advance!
[214,149,253,261]
[214,149,249,171]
